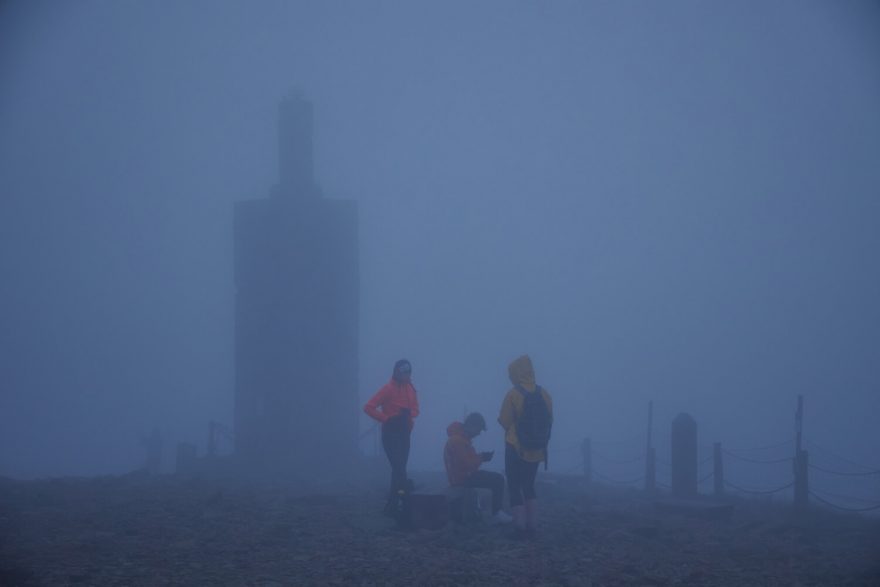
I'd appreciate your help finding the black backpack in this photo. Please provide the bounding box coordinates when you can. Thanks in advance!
[515,385,552,451]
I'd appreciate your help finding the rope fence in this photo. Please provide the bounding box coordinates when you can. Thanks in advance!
[808,463,880,477]
[812,488,880,506]
[807,440,880,472]
[809,491,880,513]
[593,452,643,466]
[552,397,878,516]
[725,480,793,495]
[722,450,792,465]
[726,438,794,452]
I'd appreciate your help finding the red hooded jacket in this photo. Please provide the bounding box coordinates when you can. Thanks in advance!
[364,379,419,429]
[443,421,483,486]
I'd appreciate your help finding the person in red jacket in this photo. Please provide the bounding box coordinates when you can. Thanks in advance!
[444,412,512,524]
[364,359,420,515]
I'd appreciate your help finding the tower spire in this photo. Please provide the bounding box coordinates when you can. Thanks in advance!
[277,91,314,197]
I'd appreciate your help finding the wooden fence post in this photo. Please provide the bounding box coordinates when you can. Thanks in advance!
[645,446,656,493]
[794,449,809,511]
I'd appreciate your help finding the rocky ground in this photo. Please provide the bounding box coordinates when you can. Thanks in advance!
[1,471,878,586]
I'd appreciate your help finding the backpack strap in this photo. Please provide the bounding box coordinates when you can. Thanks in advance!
[514,384,541,396]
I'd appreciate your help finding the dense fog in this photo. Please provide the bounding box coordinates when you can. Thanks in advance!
[1,0,878,506]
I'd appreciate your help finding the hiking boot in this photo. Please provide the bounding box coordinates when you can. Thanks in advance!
[490,510,513,524]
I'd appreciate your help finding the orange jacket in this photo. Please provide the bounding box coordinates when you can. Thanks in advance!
[443,422,482,486]
[364,379,419,429]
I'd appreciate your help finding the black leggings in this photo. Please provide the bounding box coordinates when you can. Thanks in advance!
[505,443,539,507]
[463,470,505,515]
[382,415,411,497]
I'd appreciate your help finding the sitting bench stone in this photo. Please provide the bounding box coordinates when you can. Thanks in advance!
[445,486,491,523]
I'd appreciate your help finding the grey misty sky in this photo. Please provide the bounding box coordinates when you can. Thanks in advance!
[0,1,878,478]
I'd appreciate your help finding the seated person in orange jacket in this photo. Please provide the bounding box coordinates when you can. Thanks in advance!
[443,412,512,524]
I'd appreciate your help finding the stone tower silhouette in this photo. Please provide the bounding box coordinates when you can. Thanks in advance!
[233,93,358,473]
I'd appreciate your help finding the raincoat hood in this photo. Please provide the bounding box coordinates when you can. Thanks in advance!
[508,355,537,392]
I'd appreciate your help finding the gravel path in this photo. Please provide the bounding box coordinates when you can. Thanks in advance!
[1,474,878,586]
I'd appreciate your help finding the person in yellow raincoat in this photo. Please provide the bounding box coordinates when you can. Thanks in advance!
[498,355,553,539]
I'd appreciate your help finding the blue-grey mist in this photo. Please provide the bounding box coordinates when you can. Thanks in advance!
[1,1,878,503]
